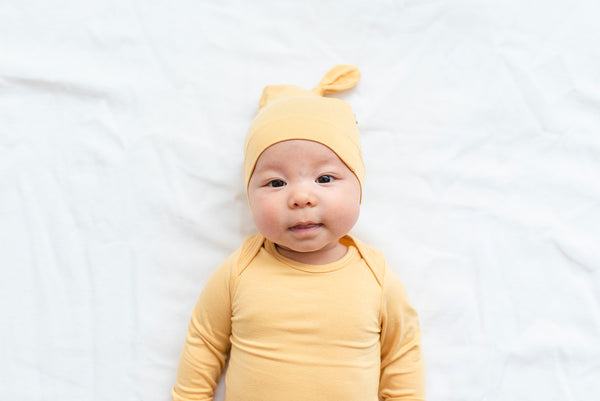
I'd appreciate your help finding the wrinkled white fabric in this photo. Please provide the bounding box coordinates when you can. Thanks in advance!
[1,1,599,401]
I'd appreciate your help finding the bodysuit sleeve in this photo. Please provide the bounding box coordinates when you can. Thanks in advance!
[378,266,426,401]
[172,253,236,401]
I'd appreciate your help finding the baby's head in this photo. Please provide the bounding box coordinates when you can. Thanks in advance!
[243,65,364,264]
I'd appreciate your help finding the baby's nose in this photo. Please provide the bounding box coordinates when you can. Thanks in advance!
[288,186,316,208]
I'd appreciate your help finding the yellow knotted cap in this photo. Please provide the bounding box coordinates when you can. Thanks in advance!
[244,65,364,199]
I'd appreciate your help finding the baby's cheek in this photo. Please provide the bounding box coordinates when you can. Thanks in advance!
[253,204,281,235]
[330,202,360,230]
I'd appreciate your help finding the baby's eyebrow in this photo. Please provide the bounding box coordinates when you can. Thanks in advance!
[253,164,284,174]
[313,160,346,170]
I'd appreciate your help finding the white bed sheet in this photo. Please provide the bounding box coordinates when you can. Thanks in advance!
[2,1,599,400]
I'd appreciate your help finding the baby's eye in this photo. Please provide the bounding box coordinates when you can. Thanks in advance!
[316,175,334,184]
[268,179,286,188]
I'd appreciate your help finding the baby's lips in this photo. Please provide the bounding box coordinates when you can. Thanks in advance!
[289,222,322,230]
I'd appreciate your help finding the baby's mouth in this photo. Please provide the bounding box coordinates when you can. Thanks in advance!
[289,222,323,231]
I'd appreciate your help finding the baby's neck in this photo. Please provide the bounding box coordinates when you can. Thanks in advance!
[275,242,348,265]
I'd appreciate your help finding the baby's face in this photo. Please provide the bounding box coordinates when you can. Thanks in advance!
[248,140,361,265]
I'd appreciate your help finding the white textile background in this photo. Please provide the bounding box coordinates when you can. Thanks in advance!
[1,1,599,400]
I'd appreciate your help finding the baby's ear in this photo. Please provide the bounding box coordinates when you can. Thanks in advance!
[311,65,361,96]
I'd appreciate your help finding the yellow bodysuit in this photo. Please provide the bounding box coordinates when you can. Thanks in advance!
[172,234,425,401]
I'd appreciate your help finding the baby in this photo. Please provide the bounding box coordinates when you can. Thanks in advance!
[172,65,425,401]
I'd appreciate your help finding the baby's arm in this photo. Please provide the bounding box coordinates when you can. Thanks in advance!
[172,255,235,401]
[379,266,426,401]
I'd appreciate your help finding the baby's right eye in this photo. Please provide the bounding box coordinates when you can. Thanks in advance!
[268,179,286,188]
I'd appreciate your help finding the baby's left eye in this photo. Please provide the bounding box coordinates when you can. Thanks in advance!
[316,175,334,184]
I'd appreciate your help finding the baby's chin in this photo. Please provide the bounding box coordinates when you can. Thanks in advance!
[274,241,333,254]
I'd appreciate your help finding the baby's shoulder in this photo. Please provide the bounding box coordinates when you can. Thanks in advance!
[347,235,389,287]
[224,233,266,277]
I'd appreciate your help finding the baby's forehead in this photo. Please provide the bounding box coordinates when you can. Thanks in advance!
[254,139,345,170]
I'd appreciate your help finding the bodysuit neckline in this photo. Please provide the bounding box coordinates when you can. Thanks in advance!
[262,237,359,273]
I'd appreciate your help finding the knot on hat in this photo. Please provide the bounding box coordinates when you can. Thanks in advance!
[258,65,361,110]
[311,64,361,96]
